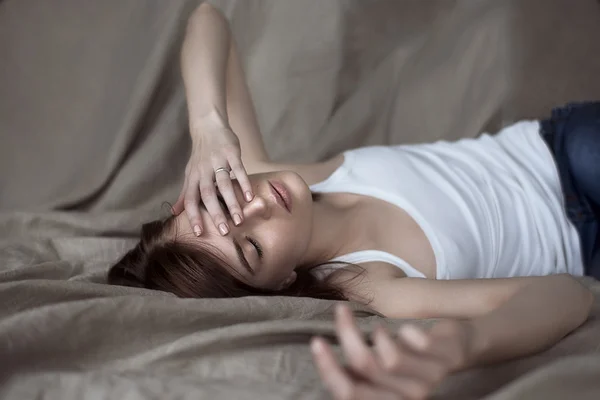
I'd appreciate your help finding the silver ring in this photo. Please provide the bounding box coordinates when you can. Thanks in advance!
[214,167,230,175]
[214,167,230,180]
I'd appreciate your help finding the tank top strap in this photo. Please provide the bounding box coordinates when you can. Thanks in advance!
[309,151,353,192]
[309,151,429,281]
[328,250,427,278]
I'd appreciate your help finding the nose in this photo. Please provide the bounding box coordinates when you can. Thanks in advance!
[242,195,271,220]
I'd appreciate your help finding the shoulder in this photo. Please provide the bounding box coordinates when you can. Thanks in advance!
[324,261,406,305]
[245,153,345,186]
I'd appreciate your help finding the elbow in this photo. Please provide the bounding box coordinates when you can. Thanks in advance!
[189,2,225,24]
[556,274,595,322]
[583,286,595,318]
[193,2,219,16]
[578,287,594,327]
[186,3,230,38]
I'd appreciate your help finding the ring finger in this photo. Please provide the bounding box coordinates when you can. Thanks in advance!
[214,165,244,226]
[199,167,229,236]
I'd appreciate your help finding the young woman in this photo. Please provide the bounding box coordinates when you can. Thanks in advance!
[108,4,597,399]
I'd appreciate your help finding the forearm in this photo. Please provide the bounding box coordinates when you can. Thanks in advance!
[182,3,231,135]
[463,274,594,369]
[181,4,269,161]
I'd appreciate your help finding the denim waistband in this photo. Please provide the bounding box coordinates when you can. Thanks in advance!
[538,102,600,275]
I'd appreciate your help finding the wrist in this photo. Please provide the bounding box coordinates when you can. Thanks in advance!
[189,108,229,141]
[458,319,489,371]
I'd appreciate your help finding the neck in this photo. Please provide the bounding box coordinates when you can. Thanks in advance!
[298,192,363,269]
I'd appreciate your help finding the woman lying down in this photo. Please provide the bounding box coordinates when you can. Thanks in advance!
[108,4,597,399]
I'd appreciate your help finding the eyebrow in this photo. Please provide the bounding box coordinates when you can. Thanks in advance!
[233,238,255,276]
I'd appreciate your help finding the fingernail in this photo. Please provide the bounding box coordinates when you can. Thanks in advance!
[193,225,202,236]
[400,325,415,339]
[219,223,229,235]
[311,339,323,354]
[233,214,242,226]
[245,191,253,202]
[401,325,427,348]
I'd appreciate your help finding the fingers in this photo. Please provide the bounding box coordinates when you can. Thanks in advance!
[183,175,204,236]
[332,304,444,399]
[172,167,191,216]
[176,130,253,234]
[399,323,466,372]
[214,167,244,227]
[172,185,186,216]
[373,325,447,389]
[335,304,381,381]
[344,320,435,398]
[177,161,249,236]
[398,325,430,352]
[198,169,230,236]
[311,337,397,400]
[312,337,356,400]
[228,156,254,202]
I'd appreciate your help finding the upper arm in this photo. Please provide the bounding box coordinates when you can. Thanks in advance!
[367,275,553,319]
[187,4,340,185]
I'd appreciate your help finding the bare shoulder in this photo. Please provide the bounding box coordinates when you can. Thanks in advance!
[325,261,407,305]
[329,261,407,284]
[245,153,345,186]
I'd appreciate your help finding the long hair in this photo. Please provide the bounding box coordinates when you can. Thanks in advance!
[107,211,365,301]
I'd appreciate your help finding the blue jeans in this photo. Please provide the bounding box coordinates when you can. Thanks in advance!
[539,102,600,279]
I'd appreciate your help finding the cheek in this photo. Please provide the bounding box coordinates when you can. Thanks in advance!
[263,222,305,265]
[293,201,313,253]
[280,220,310,261]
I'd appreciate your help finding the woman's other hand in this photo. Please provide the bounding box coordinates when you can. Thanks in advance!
[172,112,254,236]
[311,304,473,400]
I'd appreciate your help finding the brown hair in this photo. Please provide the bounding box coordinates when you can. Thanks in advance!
[107,214,365,301]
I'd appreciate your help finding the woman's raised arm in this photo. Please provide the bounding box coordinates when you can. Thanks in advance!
[174,3,268,236]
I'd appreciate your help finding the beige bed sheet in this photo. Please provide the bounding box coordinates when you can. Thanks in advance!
[1,0,600,398]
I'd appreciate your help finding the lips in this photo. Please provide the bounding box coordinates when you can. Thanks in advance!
[268,180,292,213]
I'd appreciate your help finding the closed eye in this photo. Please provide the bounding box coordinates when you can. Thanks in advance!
[247,236,263,259]
[217,193,263,261]
[216,192,263,263]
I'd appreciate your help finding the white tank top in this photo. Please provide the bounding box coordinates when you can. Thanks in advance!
[310,121,584,280]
